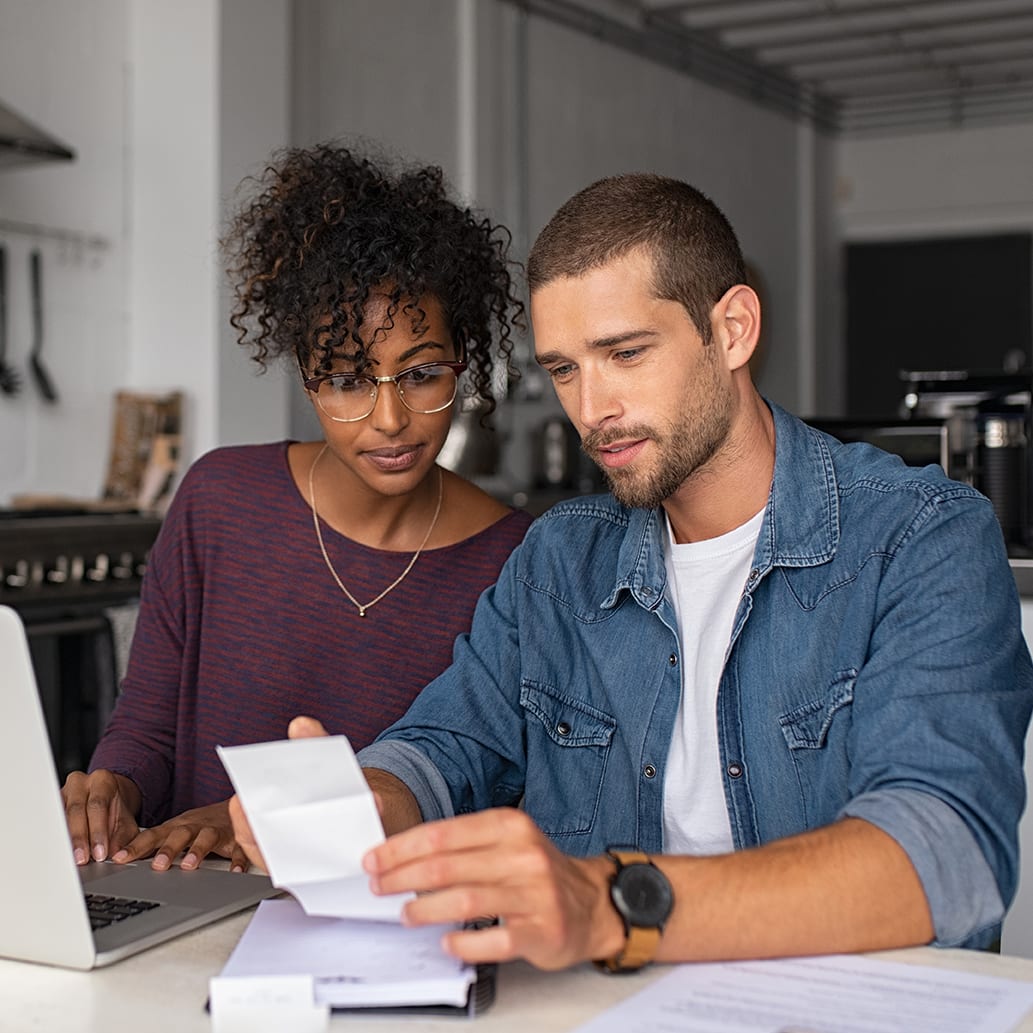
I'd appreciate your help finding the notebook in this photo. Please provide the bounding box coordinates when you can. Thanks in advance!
[0,604,277,970]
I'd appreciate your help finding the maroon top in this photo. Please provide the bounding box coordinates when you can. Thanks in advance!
[89,442,532,825]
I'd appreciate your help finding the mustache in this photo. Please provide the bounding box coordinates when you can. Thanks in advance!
[582,425,657,454]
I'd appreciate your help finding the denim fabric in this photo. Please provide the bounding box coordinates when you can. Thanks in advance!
[360,401,1033,949]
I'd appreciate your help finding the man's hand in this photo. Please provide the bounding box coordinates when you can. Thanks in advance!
[62,769,142,866]
[363,808,624,970]
[111,800,250,872]
[227,714,331,872]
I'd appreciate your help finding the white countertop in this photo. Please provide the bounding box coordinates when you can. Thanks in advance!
[4,908,1033,1032]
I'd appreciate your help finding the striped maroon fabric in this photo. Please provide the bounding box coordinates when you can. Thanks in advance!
[89,442,532,825]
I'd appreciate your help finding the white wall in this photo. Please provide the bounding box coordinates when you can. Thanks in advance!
[0,0,129,501]
[216,0,291,448]
[837,123,1033,241]
[0,0,290,506]
[126,0,220,467]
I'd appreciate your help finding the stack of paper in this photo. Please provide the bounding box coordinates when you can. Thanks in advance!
[213,735,486,1021]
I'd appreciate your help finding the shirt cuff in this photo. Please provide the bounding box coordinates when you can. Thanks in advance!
[840,787,1004,947]
[357,740,455,824]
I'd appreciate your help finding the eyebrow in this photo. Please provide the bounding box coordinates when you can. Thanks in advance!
[396,340,447,364]
[535,328,659,366]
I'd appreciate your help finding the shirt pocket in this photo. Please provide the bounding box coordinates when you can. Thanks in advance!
[777,671,856,826]
[519,680,616,838]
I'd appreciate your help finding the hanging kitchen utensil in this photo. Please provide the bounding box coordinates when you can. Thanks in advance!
[0,243,21,395]
[28,248,57,402]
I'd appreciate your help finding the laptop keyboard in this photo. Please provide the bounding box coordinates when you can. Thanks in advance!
[85,893,162,931]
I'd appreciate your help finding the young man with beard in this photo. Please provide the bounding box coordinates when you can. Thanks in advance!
[231,173,1033,972]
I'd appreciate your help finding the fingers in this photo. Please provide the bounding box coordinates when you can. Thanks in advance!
[62,771,94,864]
[366,808,537,880]
[288,716,328,739]
[61,769,139,864]
[108,800,248,872]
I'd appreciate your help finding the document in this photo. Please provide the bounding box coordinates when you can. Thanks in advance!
[213,897,476,1010]
[217,735,411,921]
[570,953,1033,1033]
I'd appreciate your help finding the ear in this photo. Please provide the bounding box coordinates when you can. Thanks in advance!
[711,284,761,372]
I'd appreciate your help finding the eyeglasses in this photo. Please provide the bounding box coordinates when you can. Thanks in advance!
[303,361,467,423]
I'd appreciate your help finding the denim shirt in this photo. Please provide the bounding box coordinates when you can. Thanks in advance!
[360,402,1033,949]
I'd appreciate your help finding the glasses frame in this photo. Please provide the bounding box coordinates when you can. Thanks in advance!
[302,359,468,423]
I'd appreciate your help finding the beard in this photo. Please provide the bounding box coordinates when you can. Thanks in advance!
[582,354,733,510]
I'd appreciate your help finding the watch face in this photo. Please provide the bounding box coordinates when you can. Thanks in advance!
[612,863,674,927]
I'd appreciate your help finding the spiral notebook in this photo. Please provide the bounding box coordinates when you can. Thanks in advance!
[212,897,496,1017]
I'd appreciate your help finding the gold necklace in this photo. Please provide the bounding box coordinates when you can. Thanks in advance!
[308,443,444,617]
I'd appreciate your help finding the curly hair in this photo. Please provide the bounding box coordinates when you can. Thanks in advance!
[222,142,524,417]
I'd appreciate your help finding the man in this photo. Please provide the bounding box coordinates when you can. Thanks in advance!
[232,173,1033,972]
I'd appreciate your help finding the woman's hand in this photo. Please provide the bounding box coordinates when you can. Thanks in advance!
[62,768,142,866]
[110,799,252,872]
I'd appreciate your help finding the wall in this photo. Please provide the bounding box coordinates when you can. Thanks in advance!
[837,123,1033,241]
[289,0,818,486]
[0,0,290,507]
[0,0,129,502]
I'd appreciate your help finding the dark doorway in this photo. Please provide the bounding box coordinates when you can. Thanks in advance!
[845,233,1032,418]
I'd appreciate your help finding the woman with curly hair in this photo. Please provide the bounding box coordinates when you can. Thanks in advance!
[62,143,533,873]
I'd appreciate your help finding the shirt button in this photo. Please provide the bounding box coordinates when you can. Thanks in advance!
[641,586,653,596]
[727,762,744,779]
[643,764,657,779]
[747,569,759,584]
[668,654,678,666]
[556,722,571,737]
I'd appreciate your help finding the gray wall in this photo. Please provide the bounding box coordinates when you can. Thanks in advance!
[287,0,818,490]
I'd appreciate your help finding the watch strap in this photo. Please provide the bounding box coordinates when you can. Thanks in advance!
[597,849,665,974]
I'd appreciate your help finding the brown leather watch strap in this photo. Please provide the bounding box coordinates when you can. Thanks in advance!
[598,924,661,973]
[596,849,668,973]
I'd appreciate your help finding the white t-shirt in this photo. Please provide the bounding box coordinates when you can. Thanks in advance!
[662,507,764,855]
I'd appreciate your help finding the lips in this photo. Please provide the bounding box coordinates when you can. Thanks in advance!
[362,444,424,472]
[595,438,648,470]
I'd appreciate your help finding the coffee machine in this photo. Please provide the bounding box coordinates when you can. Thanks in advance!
[901,369,1032,554]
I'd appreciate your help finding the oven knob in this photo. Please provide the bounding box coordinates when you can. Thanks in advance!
[86,553,110,582]
[70,555,85,583]
[30,560,44,587]
[46,556,70,584]
[5,560,29,589]
[112,552,135,580]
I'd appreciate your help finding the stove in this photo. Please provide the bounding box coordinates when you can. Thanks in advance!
[0,510,163,777]
[0,510,161,611]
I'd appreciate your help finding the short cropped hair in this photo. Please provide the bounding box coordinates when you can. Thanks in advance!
[527,173,745,344]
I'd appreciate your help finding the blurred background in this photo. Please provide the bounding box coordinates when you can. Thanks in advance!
[1,0,1031,509]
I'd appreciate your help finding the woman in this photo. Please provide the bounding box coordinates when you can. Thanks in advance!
[62,143,532,872]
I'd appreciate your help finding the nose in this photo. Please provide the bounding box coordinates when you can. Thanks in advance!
[369,379,411,435]
[576,369,622,432]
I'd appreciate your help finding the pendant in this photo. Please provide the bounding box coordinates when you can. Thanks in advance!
[358,607,367,617]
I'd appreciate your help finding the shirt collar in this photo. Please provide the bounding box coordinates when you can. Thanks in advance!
[601,400,838,610]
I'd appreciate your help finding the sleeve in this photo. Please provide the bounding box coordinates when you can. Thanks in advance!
[358,541,532,818]
[87,483,194,825]
[838,488,1033,948]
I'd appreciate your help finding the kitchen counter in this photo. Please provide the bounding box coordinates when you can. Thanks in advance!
[1013,559,1033,597]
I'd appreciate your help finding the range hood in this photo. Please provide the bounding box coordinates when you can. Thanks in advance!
[0,99,75,169]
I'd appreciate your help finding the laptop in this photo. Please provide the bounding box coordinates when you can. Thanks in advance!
[0,604,277,969]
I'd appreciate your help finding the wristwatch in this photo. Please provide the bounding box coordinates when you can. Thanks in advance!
[596,848,674,973]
